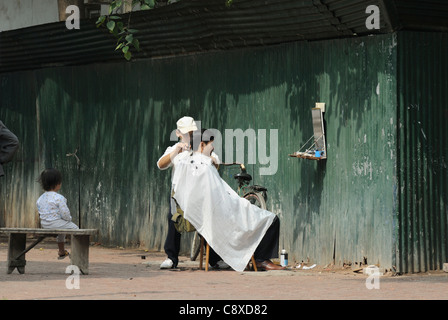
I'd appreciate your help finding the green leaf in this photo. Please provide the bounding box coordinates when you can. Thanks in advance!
[132,39,140,51]
[109,0,120,14]
[125,34,134,44]
[115,43,124,51]
[109,16,122,20]
[96,15,106,26]
[124,51,132,61]
[122,45,129,54]
[107,21,116,32]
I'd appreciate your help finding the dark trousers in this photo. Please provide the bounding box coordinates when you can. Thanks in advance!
[164,211,222,267]
[254,216,280,262]
[164,212,181,267]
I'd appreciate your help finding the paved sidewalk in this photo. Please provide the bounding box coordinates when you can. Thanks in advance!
[1,239,447,300]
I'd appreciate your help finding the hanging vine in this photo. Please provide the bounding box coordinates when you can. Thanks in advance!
[95,0,158,60]
[96,0,234,61]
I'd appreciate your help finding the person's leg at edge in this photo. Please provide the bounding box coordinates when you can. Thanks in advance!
[254,217,284,270]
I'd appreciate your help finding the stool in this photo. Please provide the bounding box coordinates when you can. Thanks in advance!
[198,236,257,272]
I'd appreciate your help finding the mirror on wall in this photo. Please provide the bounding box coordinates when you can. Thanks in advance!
[290,103,327,161]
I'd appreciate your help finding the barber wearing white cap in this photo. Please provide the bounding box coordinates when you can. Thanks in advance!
[157,116,223,269]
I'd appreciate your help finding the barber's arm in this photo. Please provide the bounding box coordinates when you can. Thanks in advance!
[157,152,174,170]
[157,142,189,170]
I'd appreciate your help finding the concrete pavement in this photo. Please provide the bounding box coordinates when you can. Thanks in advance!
[1,238,448,301]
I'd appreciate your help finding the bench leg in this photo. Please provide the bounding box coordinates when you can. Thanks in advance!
[7,233,26,274]
[15,236,46,260]
[70,235,90,275]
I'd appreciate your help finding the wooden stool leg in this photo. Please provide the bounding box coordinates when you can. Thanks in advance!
[251,255,257,272]
[199,236,204,270]
[205,243,210,272]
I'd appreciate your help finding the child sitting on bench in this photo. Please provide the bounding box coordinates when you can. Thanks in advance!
[36,168,79,259]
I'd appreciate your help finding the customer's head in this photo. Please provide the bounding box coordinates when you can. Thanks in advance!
[38,168,62,191]
[191,129,214,156]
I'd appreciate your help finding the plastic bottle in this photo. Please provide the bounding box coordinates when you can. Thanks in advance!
[280,249,288,267]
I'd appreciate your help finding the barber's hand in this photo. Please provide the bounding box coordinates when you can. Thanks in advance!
[176,142,190,153]
[168,142,190,163]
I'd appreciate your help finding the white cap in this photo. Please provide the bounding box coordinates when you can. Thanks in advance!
[176,116,198,134]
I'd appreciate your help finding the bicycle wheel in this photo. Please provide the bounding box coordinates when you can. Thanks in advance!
[190,231,201,261]
[244,192,267,210]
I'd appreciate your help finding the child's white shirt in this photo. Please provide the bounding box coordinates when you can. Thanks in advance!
[36,191,72,222]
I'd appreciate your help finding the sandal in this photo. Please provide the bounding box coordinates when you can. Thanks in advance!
[58,250,70,260]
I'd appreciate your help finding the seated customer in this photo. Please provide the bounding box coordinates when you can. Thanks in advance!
[171,129,284,271]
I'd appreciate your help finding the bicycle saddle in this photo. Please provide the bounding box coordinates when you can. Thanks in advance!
[234,172,252,182]
[252,185,267,192]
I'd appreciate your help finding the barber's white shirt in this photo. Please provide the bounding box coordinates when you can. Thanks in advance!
[157,143,220,173]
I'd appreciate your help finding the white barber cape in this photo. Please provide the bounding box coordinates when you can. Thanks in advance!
[172,152,276,272]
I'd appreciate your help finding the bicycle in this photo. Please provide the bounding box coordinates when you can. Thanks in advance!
[190,163,268,261]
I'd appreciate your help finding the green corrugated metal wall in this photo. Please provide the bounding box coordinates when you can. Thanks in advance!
[1,31,425,271]
[397,31,448,273]
[0,72,42,229]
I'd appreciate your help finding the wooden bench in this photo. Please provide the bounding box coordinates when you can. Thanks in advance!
[0,228,98,275]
